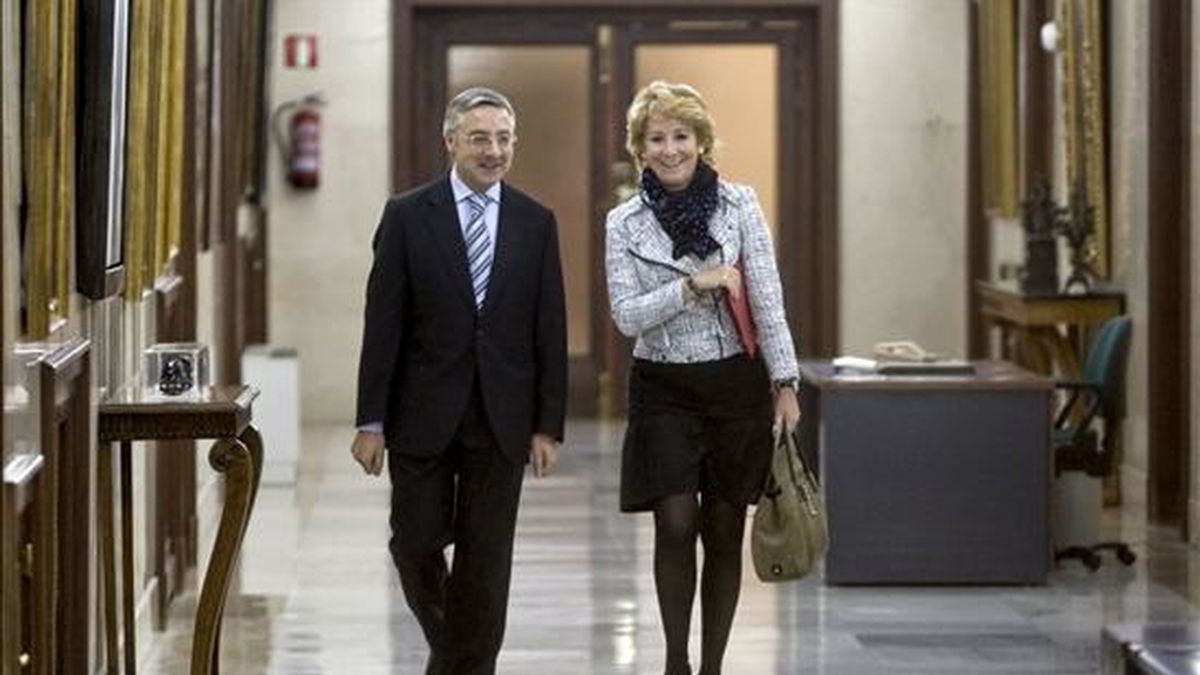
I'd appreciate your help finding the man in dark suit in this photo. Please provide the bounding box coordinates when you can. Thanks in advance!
[350,87,567,675]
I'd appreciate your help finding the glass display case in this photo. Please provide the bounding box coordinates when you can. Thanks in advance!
[142,342,210,399]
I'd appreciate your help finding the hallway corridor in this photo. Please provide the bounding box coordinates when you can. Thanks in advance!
[141,422,1200,674]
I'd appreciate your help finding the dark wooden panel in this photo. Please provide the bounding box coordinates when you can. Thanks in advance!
[1021,0,1054,193]
[814,0,839,356]
[1147,0,1192,529]
[209,0,269,385]
[242,208,268,345]
[36,339,91,675]
[967,2,988,359]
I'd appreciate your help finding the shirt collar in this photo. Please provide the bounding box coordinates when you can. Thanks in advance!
[450,167,502,205]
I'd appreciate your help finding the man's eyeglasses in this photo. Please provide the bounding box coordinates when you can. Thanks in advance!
[462,132,516,151]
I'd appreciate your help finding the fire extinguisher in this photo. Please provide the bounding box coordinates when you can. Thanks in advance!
[271,92,326,189]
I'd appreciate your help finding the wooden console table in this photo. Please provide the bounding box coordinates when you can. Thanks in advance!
[977,281,1126,505]
[99,385,261,675]
[976,280,1125,377]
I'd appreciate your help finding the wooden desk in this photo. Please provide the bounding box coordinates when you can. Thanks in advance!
[99,386,261,675]
[976,280,1125,376]
[799,360,1052,584]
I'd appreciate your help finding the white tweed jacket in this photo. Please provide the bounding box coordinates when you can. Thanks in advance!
[605,180,799,382]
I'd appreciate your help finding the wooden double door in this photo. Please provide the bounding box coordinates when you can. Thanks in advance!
[400,6,837,414]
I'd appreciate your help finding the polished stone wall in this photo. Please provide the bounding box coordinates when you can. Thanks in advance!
[1109,0,1151,505]
[267,0,391,423]
[838,0,969,358]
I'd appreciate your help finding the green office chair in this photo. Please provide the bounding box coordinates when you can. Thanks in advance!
[1053,314,1134,571]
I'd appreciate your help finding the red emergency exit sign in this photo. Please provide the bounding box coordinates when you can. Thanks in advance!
[284,34,318,69]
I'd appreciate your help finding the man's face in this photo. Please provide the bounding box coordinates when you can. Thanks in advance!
[445,105,515,193]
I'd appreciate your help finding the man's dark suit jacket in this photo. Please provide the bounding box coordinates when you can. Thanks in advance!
[355,175,567,464]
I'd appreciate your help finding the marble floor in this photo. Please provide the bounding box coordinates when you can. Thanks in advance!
[142,420,1200,674]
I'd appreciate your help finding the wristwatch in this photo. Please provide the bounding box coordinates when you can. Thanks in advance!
[773,377,799,392]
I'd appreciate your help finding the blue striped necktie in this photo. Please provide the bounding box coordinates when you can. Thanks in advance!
[463,192,492,310]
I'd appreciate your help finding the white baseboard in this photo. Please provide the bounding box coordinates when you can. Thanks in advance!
[195,474,223,577]
[133,577,159,669]
[1120,462,1148,508]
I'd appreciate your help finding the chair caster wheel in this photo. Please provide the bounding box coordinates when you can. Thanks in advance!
[1117,548,1137,566]
[1083,552,1102,571]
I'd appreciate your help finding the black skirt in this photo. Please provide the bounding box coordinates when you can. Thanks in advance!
[620,354,773,512]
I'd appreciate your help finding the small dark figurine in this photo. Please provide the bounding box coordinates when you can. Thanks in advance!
[1020,176,1061,295]
[158,354,194,396]
[1059,178,1098,293]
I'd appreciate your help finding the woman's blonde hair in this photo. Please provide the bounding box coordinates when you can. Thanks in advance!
[625,81,717,171]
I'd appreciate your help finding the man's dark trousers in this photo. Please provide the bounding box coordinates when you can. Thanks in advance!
[387,383,524,675]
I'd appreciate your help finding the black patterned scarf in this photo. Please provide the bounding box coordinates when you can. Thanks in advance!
[640,162,721,260]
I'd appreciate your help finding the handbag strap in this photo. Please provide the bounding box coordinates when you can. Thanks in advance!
[773,431,795,485]
[787,430,819,485]
[765,430,822,502]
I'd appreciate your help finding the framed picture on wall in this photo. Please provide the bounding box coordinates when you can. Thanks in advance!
[77,0,131,299]
[977,0,1019,220]
[1058,0,1109,278]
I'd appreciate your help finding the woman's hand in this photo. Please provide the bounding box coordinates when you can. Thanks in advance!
[773,386,801,435]
[690,264,742,300]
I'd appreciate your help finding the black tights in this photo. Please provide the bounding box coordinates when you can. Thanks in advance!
[653,493,747,675]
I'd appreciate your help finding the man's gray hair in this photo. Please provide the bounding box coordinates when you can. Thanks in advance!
[442,87,517,137]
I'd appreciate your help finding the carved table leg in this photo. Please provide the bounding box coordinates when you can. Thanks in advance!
[209,426,264,666]
[99,444,119,674]
[239,426,264,528]
[1040,328,1082,377]
[1014,326,1054,375]
[190,432,258,675]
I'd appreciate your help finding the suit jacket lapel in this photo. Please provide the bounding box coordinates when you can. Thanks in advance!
[424,177,475,309]
[483,183,521,313]
[710,196,739,264]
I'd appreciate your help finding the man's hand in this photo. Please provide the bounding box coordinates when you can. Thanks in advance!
[351,430,386,476]
[530,433,559,478]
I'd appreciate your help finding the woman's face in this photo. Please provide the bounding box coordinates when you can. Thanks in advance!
[641,115,700,192]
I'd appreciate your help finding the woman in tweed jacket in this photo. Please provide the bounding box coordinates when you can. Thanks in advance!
[605,81,801,675]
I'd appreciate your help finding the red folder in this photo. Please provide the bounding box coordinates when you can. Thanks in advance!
[725,260,758,358]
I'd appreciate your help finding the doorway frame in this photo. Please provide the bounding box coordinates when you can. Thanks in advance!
[1147,0,1192,533]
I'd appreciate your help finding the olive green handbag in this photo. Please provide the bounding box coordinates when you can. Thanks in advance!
[751,428,827,582]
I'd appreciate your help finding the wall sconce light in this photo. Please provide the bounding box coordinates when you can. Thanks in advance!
[1040,21,1060,52]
